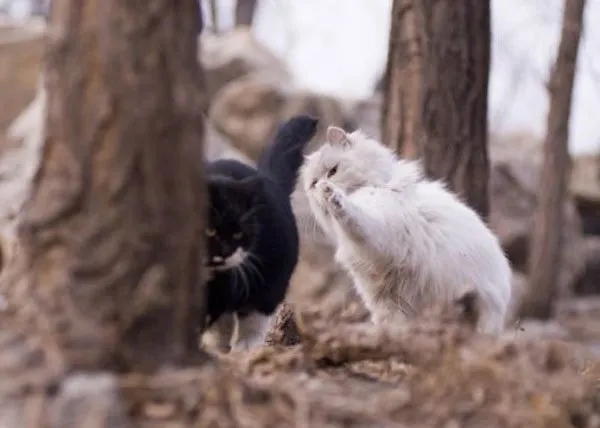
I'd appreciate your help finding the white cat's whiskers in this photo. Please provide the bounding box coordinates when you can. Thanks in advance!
[310,219,322,242]
[298,213,323,241]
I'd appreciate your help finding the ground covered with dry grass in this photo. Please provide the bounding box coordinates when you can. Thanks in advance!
[1,279,600,427]
[1,294,598,427]
[104,298,600,428]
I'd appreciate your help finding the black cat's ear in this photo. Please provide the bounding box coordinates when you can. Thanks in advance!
[206,175,237,207]
[238,176,263,196]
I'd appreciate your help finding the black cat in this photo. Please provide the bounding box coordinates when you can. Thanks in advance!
[203,115,318,351]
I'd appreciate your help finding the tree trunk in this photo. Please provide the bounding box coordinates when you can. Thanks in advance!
[519,0,586,319]
[381,0,491,220]
[381,0,421,159]
[235,0,258,27]
[209,0,219,33]
[2,0,208,374]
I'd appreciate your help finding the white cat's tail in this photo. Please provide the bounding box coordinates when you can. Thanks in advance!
[454,286,507,336]
[387,159,424,193]
[476,279,511,336]
[477,305,506,336]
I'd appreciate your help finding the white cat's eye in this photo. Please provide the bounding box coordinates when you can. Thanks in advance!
[205,228,216,237]
[233,232,243,240]
[327,164,339,178]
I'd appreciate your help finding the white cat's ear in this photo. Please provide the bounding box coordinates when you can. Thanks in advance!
[326,126,352,147]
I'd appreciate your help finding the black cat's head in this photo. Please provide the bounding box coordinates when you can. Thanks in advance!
[205,174,264,271]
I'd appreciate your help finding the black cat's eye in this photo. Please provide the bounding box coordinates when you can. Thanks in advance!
[205,228,216,237]
[327,164,338,178]
[233,232,243,240]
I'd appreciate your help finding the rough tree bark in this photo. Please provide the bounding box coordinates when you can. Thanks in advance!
[1,0,207,374]
[519,0,586,319]
[381,0,491,219]
[381,0,421,159]
[235,0,258,27]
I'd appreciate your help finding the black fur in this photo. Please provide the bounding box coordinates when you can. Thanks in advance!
[204,115,318,326]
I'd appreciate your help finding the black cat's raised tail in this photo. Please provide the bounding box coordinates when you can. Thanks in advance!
[257,115,318,196]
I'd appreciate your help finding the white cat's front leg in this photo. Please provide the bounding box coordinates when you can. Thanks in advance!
[231,312,272,351]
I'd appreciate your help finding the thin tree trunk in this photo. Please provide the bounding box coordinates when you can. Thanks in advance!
[235,0,258,27]
[209,0,219,33]
[519,0,586,319]
[382,0,491,220]
[381,0,421,158]
[2,0,208,374]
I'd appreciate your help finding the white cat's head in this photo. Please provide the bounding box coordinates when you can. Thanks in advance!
[300,126,398,195]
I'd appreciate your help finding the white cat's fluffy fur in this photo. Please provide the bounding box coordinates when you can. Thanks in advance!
[301,126,512,335]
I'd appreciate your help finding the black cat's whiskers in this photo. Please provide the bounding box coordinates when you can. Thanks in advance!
[233,252,262,301]
[231,251,266,304]
[233,264,251,302]
[244,252,265,284]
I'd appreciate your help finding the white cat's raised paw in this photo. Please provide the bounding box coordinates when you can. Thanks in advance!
[318,181,345,213]
[328,191,344,213]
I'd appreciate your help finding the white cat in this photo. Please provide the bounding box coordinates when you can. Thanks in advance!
[300,126,512,335]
